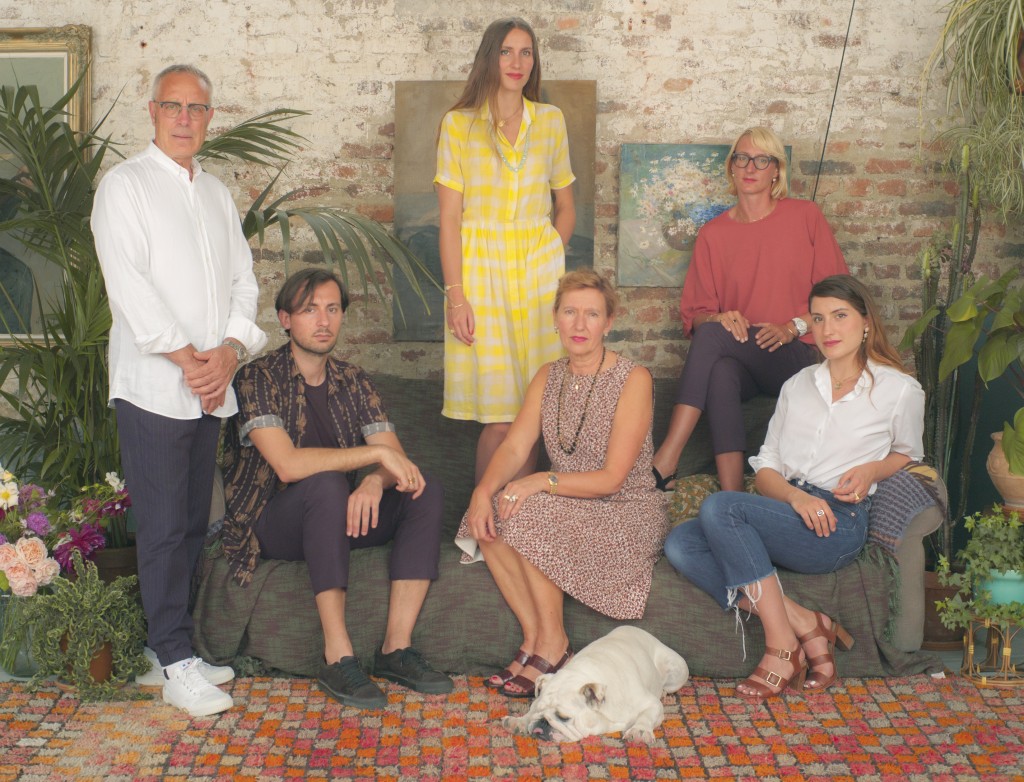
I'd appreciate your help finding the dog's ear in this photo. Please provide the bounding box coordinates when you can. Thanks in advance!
[580,683,606,707]
[534,673,552,696]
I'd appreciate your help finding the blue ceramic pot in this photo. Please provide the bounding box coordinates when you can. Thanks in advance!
[980,570,1024,605]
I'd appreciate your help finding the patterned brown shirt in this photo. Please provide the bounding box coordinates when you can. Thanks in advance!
[220,343,394,586]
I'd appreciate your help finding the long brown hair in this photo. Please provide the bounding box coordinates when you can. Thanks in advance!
[448,18,541,124]
[809,274,908,377]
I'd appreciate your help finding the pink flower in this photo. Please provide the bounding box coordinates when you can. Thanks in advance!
[0,542,18,570]
[53,522,106,572]
[4,561,38,597]
[33,557,60,587]
[15,536,48,569]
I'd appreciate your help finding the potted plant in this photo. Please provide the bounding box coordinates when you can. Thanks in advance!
[935,270,1024,505]
[13,550,148,700]
[936,506,1024,632]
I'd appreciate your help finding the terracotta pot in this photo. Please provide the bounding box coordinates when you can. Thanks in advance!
[59,635,114,684]
[921,570,963,651]
[986,433,1024,510]
[92,545,138,585]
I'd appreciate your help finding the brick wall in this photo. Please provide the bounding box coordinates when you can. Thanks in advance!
[7,0,1023,379]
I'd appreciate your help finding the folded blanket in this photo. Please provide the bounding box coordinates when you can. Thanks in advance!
[867,462,947,554]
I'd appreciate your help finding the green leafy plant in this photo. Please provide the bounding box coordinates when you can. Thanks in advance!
[0,69,434,494]
[10,550,148,700]
[936,506,1024,630]
[925,0,1024,218]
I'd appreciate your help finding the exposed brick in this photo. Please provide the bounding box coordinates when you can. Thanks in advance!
[865,158,912,174]
[898,200,954,217]
[872,264,901,279]
[356,203,394,222]
[877,180,907,196]
[846,178,871,196]
[664,78,694,92]
[798,160,856,176]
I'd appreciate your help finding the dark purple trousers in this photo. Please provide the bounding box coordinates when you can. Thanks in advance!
[254,471,444,594]
[674,323,817,455]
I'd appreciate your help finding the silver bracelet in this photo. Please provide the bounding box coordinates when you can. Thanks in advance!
[223,339,247,363]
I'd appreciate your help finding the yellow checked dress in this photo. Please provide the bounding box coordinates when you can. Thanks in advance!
[434,99,575,422]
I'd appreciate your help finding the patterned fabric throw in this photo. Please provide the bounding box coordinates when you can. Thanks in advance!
[867,462,947,554]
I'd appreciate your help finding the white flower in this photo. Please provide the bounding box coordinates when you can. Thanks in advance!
[105,472,126,492]
[0,481,18,510]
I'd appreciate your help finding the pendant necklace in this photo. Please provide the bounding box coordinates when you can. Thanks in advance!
[557,347,606,455]
[497,104,522,128]
[490,122,532,173]
[830,367,862,390]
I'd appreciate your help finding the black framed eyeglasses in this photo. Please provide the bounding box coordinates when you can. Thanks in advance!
[154,101,211,120]
[731,152,778,170]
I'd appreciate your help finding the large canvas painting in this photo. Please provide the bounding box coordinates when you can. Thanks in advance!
[618,143,790,287]
[0,25,91,340]
[392,80,596,341]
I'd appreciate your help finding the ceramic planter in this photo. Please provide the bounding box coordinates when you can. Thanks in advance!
[980,569,1024,606]
[987,433,1024,510]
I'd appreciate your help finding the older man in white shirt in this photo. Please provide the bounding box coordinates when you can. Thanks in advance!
[92,63,266,717]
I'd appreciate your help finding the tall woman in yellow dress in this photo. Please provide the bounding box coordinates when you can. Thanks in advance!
[436,17,576,482]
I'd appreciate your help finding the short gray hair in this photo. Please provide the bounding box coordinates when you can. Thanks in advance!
[151,64,213,102]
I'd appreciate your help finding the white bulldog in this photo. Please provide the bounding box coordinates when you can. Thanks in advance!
[503,626,688,743]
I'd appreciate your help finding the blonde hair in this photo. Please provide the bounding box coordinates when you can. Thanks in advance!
[554,269,619,317]
[726,126,788,200]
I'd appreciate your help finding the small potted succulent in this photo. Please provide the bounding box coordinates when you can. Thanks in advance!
[936,506,1024,631]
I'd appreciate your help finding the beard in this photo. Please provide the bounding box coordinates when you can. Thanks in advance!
[292,331,338,356]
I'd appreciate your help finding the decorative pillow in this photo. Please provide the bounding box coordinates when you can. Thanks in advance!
[668,474,758,526]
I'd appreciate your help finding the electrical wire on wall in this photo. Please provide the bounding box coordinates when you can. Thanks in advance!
[811,0,857,203]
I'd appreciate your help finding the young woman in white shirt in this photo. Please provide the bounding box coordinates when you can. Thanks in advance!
[664,274,924,704]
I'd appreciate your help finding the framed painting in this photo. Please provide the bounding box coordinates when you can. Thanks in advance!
[392,80,596,341]
[0,25,91,341]
[617,143,790,287]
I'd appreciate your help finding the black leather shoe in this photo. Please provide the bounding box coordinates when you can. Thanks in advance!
[374,646,454,694]
[318,656,386,709]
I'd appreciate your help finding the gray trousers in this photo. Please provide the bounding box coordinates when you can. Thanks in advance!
[114,399,221,667]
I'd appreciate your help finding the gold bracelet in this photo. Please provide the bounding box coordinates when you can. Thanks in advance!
[447,302,465,310]
[444,283,463,292]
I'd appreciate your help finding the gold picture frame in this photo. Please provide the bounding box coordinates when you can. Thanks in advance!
[0,25,91,342]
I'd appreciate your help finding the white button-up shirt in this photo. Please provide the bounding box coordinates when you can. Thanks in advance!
[92,143,267,420]
[749,359,925,494]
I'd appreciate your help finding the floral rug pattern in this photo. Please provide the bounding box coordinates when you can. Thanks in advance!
[1,674,1022,781]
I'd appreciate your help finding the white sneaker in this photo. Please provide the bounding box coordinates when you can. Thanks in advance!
[162,658,234,717]
[137,648,235,687]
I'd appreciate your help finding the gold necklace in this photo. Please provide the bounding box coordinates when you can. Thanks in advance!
[735,202,775,223]
[556,347,606,455]
[497,104,523,129]
[830,368,862,390]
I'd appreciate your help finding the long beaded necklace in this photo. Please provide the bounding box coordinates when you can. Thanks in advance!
[490,121,532,173]
[556,347,606,455]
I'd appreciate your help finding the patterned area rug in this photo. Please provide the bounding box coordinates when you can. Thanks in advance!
[1,674,1022,781]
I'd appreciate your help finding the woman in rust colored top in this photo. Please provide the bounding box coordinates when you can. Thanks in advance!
[651,127,848,493]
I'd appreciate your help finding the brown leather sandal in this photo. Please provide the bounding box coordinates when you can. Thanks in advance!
[736,644,806,704]
[501,647,573,699]
[485,648,530,690]
[799,612,854,692]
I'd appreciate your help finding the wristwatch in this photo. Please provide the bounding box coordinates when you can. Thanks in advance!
[547,472,559,495]
[223,339,247,364]
[791,317,808,337]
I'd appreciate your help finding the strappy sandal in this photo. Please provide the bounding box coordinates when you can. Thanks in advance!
[652,466,674,492]
[798,612,854,692]
[501,647,573,699]
[736,644,806,704]
[485,648,530,690]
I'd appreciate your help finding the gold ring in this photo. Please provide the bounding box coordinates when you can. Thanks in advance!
[510,495,518,502]
[503,494,513,502]
[854,491,861,501]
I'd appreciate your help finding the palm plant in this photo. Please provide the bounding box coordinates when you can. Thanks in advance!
[0,69,433,495]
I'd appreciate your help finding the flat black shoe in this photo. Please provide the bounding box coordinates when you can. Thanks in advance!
[318,656,386,709]
[652,466,674,492]
[374,646,454,695]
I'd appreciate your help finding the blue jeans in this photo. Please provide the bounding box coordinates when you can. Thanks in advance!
[664,484,869,610]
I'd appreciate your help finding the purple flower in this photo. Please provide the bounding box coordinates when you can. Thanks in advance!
[0,533,6,545]
[24,512,51,536]
[18,484,48,514]
[53,522,106,572]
